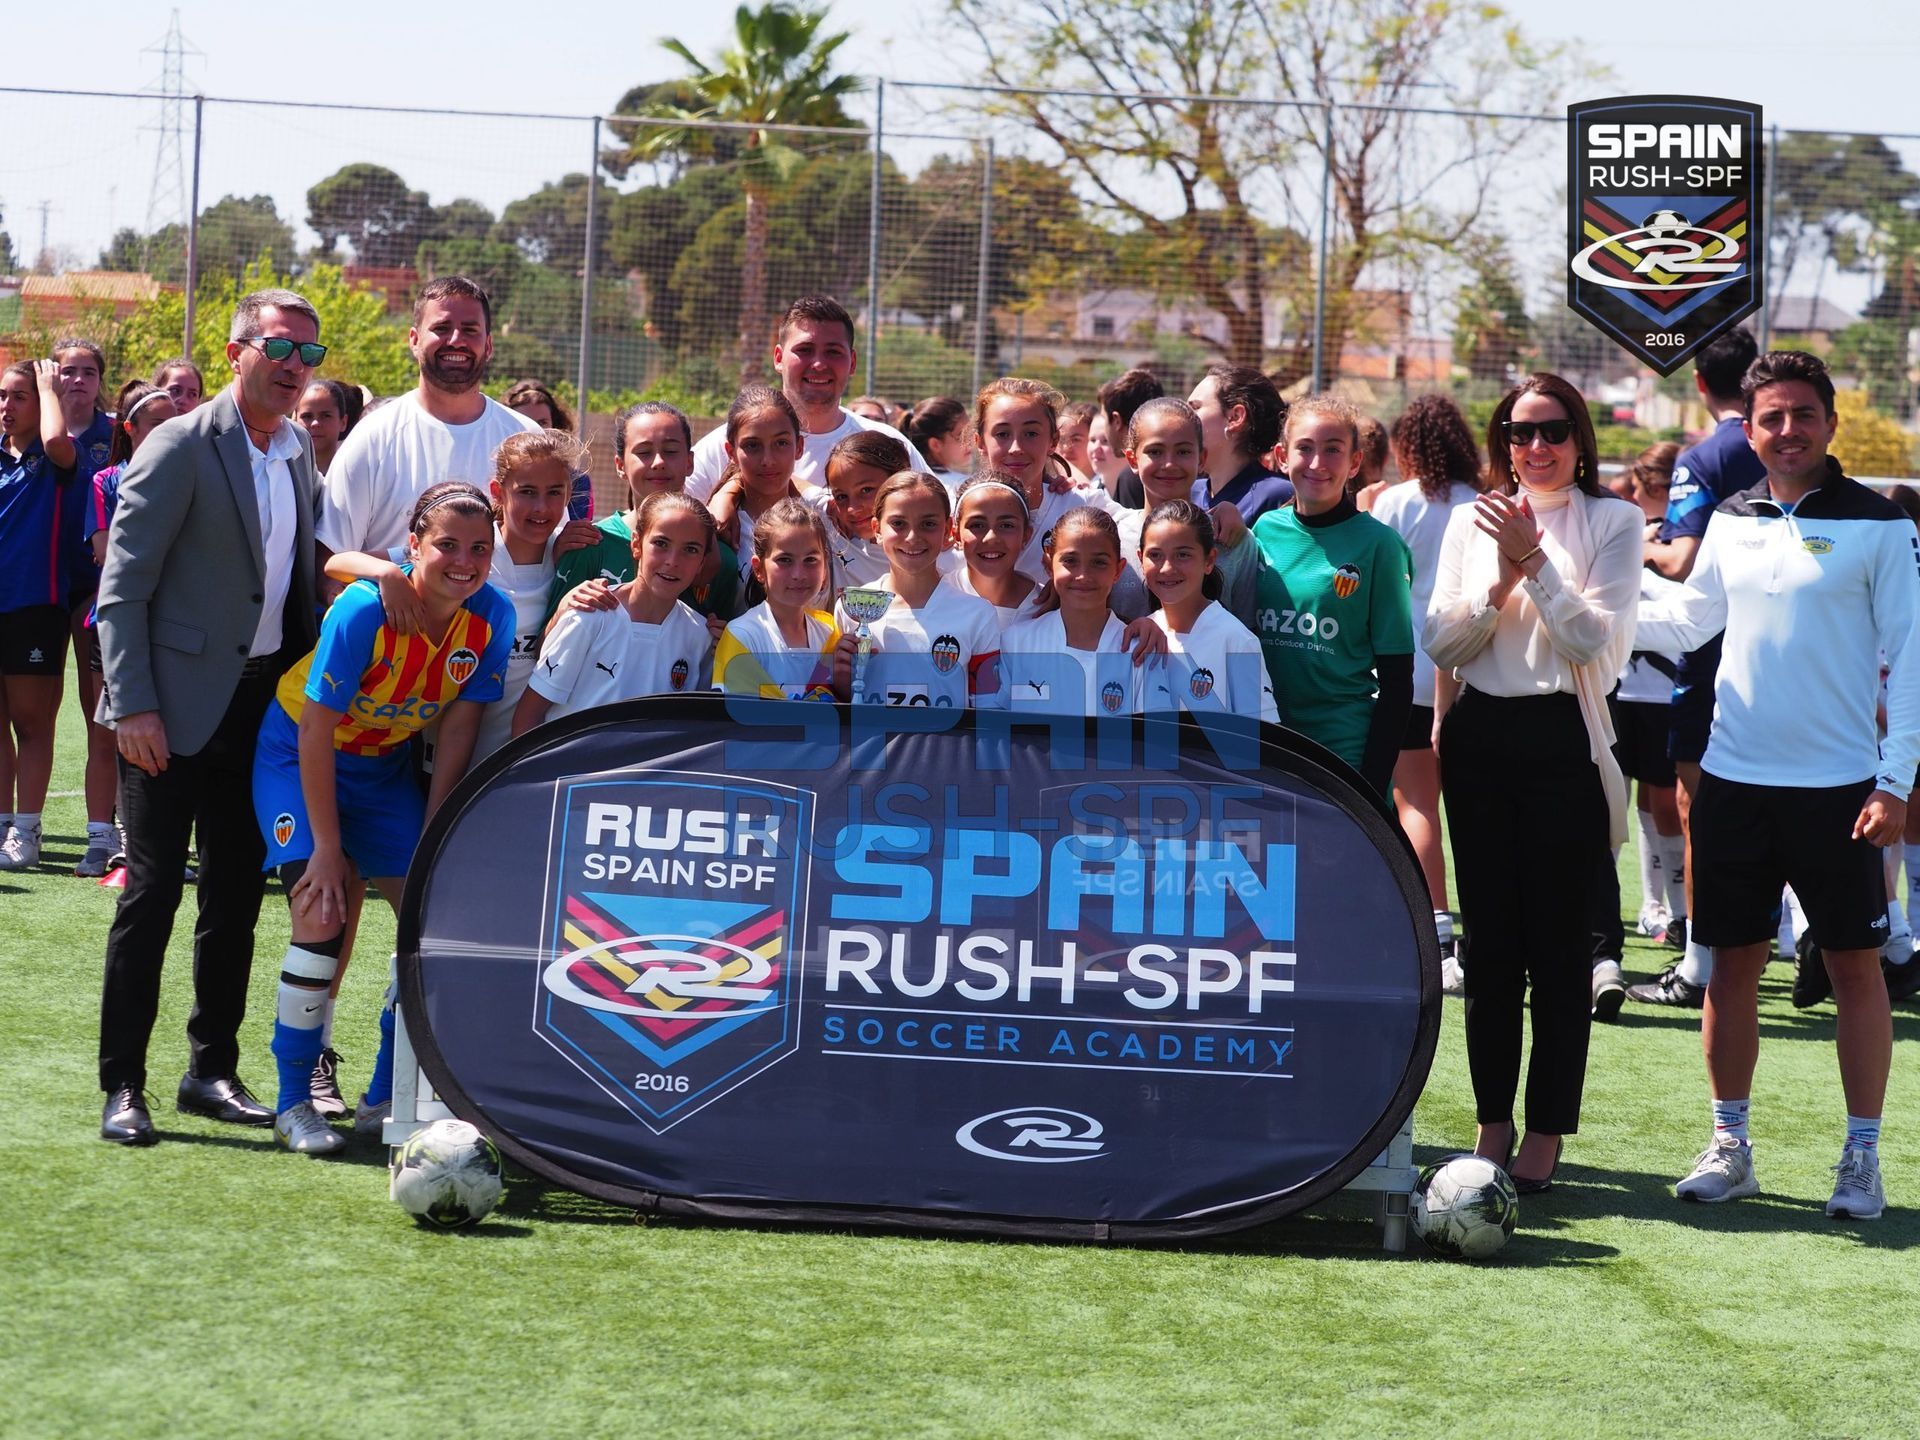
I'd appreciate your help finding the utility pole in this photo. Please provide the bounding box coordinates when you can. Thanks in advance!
[141,8,201,270]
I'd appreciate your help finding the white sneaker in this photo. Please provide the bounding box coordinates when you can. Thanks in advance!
[275,1101,346,1156]
[0,825,41,871]
[1591,959,1627,1021]
[1637,901,1673,939]
[1676,1133,1759,1202]
[1440,950,1466,997]
[353,1093,392,1137]
[1826,1143,1885,1220]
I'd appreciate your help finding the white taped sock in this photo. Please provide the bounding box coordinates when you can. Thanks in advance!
[1637,808,1662,916]
[1678,939,1713,988]
[275,945,340,1030]
[1659,830,1687,919]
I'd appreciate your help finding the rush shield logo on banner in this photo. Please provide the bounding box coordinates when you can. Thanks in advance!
[398,699,1437,1242]
[1567,95,1763,376]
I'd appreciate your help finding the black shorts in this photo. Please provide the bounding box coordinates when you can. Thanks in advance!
[1611,697,1676,787]
[1401,702,1434,751]
[1689,771,1887,951]
[1667,678,1713,764]
[0,605,70,676]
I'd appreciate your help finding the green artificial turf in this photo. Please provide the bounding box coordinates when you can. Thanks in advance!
[4,660,1918,1439]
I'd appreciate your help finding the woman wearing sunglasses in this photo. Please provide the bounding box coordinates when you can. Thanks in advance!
[1423,373,1642,1195]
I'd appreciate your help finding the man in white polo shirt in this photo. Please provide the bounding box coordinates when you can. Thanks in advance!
[687,294,926,499]
[317,275,537,564]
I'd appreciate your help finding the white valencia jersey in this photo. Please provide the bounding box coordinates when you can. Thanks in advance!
[1636,466,1920,796]
[528,600,711,721]
[942,566,1047,631]
[997,611,1140,716]
[835,583,1000,709]
[473,527,558,760]
[1141,602,1280,723]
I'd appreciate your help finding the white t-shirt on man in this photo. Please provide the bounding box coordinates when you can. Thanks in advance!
[688,406,928,501]
[317,391,539,555]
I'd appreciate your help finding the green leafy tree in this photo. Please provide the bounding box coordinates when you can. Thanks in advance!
[612,2,864,385]
[1452,249,1531,382]
[116,255,416,396]
[308,163,435,267]
[97,195,296,285]
[0,201,16,273]
[949,0,1582,380]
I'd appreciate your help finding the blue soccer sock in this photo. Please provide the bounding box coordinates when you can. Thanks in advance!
[271,939,342,1113]
[1712,1097,1750,1145]
[1845,1114,1881,1152]
[362,959,399,1107]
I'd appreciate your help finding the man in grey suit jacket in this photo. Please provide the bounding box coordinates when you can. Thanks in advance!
[95,288,325,1145]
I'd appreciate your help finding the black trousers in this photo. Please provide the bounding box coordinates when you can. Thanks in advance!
[97,665,280,1092]
[1440,687,1610,1135]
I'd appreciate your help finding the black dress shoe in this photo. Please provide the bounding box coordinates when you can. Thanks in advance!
[1512,1136,1564,1195]
[102,1085,157,1146]
[176,1073,274,1126]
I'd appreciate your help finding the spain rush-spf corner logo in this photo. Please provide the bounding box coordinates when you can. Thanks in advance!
[1567,95,1763,376]
[532,773,811,1133]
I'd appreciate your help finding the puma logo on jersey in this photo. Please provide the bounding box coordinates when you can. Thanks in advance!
[594,660,619,678]
[543,656,561,675]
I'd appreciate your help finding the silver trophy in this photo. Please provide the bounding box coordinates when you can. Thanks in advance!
[840,587,892,704]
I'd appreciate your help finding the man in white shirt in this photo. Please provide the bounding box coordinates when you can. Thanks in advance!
[688,295,926,498]
[316,275,538,565]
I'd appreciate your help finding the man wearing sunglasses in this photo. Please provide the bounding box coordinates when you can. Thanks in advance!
[93,288,325,1146]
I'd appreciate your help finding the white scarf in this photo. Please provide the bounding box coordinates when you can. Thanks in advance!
[1465,484,1631,848]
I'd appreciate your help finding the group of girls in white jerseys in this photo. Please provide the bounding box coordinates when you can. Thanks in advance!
[314,375,1297,769]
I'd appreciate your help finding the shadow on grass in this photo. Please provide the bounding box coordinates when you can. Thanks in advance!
[1508,1159,1920,1249]
[497,1184,644,1227]
[154,1125,393,1169]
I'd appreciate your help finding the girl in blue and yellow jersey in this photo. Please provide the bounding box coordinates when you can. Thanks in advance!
[253,481,514,1155]
[712,497,854,700]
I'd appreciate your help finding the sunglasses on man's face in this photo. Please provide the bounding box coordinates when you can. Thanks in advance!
[242,336,328,367]
[1503,418,1573,447]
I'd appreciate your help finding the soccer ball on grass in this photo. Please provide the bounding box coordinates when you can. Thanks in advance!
[389,1118,504,1229]
[1411,1153,1517,1259]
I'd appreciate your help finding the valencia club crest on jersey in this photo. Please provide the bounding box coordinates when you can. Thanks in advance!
[445,647,479,685]
[931,634,961,675]
[1101,679,1126,714]
[273,812,296,848]
[1567,94,1763,375]
[1332,563,1362,599]
[1190,666,1216,700]
[670,658,690,691]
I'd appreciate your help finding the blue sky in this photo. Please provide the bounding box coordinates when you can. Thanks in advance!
[3,0,1913,297]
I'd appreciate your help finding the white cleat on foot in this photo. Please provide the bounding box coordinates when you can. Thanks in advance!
[275,1101,346,1156]
[1826,1143,1885,1221]
[1675,1134,1759,1203]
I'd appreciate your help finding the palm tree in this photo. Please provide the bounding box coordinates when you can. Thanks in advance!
[619,4,863,386]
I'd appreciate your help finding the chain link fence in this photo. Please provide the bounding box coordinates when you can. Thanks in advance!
[4,83,1919,476]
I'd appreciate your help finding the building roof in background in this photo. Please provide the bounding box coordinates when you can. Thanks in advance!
[1768,295,1857,333]
[20,271,161,303]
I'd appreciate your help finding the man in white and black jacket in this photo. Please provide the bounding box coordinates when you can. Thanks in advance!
[1636,349,1918,1222]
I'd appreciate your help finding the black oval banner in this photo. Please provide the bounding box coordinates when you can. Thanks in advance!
[398,698,1439,1241]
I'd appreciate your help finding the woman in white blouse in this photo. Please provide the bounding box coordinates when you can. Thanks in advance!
[1423,373,1641,1195]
